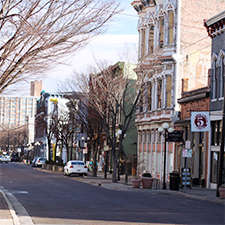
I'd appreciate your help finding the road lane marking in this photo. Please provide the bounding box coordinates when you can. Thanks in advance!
[0,186,34,225]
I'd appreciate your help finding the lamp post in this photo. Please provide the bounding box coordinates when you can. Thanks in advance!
[158,123,174,190]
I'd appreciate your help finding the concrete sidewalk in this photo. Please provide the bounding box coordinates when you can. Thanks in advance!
[1,169,224,225]
[80,172,225,205]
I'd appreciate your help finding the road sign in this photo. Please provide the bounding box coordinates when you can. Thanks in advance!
[185,140,191,149]
[182,148,192,158]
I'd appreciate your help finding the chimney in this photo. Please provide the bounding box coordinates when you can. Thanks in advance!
[182,78,189,93]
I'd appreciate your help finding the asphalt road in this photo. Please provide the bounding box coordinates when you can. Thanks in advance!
[0,162,224,225]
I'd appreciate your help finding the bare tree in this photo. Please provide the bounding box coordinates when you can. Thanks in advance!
[0,0,120,93]
[0,125,28,154]
[63,51,162,182]
[66,92,104,177]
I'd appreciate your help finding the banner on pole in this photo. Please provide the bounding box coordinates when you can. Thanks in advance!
[191,111,210,132]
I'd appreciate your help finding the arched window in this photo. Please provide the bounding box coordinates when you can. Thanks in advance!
[141,28,146,57]
[147,82,152,110]
[157,79,162,108]
[159,17,164,48]
[168,11,174,44]
[212,54,217,99]
[166,76,172,107]
[148,25,154,54]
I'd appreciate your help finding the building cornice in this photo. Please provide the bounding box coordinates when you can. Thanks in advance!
[204,10,225,38]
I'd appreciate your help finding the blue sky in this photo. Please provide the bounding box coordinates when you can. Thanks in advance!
[42,1,139,93]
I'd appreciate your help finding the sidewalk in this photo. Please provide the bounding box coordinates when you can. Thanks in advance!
[80,171,225,205]
[1,169,224,225]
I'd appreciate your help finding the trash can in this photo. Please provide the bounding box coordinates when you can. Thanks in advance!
[170,171,180,191]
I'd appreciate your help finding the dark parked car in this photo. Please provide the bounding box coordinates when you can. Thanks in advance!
[11,156,21,162]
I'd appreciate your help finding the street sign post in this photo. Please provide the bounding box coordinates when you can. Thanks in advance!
[182,142,193,192]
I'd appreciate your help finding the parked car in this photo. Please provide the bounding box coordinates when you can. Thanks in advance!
[34,157,47,167]
[63,160,88,176]
[0,155,11,163]
[11,155,21,162]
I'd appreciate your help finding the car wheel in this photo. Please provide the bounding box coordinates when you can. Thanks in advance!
[84,173,87,176]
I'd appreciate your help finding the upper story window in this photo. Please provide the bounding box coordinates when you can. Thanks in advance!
[157,79,162,108]
[147,82,152,111]
[212,56,217,100]
[168,11,174,44]
[219,56,224,98]
[141,29,146,57]
[139,86,144,112]
[166,76,172,107]
[212,53,224,100]
[148,25,154,54]
[159,17,164,48]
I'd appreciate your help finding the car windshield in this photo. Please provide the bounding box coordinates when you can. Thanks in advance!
[71,162,84,165]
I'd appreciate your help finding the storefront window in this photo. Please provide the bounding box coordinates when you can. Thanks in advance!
[211,151,219,183]
[211,121,221,145]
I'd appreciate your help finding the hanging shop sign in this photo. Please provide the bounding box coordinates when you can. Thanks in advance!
[167,130,184,142]
[191,111,210,132]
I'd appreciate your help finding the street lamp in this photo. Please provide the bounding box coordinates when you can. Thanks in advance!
[158,122,174,190]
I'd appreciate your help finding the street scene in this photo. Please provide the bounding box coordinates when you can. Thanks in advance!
[0,163,224,225]
[1,1,225,225]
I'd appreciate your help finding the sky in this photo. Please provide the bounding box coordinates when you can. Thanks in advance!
[41,0,139,93]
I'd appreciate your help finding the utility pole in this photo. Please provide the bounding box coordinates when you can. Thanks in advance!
[217,77,225,197]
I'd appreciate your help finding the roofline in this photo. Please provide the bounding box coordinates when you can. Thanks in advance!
[204,10,225,27]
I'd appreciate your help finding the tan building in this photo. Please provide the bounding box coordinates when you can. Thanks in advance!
[131,0,224,187]
[0,81,42,149]
[30,80,42,97]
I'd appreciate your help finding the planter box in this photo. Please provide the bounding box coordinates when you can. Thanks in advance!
[219,187,225,199]
[141,177,154,189]
[131,179,141,188]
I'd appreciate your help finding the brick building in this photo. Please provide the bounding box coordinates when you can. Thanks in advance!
[176,80,210,187]
[131,0,224,187]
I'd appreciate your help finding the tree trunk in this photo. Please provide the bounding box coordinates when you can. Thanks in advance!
[92,144,98,177]
[112,147,117,183]
[48,139,51,161]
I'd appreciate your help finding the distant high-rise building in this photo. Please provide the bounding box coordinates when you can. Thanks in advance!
[30,80,42,97]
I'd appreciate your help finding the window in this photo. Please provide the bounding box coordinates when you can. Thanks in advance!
[148,25,154,54]
[139,86,144,112]
[166,76,172,107]
[210,151,219,183]
[141,29,146,57]
[216,65,220,99]
[212,57,217,99]
[147,82,152,110]
[157,79,162,108]
[168,11,174,44]
[159,17,164,48]
[211,121,221,145]
[219,57,224,98]
[157,131,161,143]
